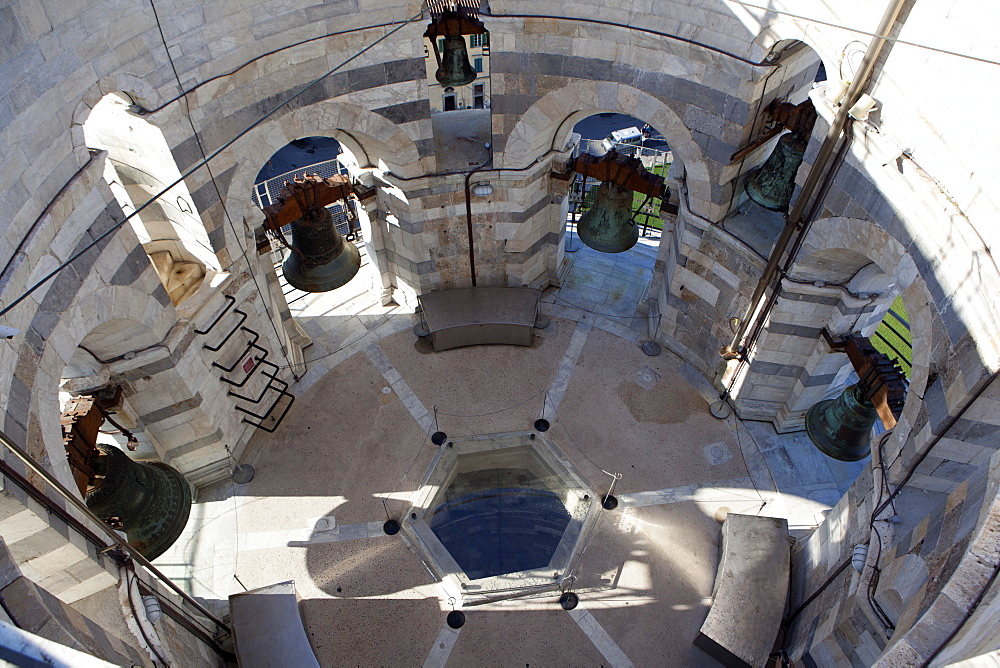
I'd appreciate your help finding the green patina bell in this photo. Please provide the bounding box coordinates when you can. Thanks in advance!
[86,444,192,560]
[744,132,807,212]
[282,205,362,293]
[436,34,477,87]
[805,384,878,462]
[577,181,638,254]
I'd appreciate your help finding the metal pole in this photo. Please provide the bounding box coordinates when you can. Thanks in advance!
[0,428,230,631]
[723,0,909,358]
[566,178,581,252]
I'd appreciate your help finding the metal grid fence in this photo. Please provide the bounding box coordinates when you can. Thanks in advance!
[251,159,350,209]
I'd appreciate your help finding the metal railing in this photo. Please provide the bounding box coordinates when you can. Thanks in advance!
[251,158,350,209]
[872,307,912,376]
[0,428,232,647]
[577,138,673,163]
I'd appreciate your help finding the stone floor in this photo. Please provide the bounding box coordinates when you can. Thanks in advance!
[154,231,867,666]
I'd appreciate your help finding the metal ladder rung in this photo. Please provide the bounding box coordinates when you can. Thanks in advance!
[227,361,288,403]
[241,390,295,434]
[212,328,261,373]
[203,308,248,352]
[195,294,235,336]
[219,343,271,388]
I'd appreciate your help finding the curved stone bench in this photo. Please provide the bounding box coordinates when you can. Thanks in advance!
[417,287,540,351]
[694,514,789,668]
[229,581,319,668]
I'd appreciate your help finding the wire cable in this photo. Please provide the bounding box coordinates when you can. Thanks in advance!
[550,294,660,320]
[125,567,168,666]
[721,0,1000,67]
[149,0,296,374]
[435,389,546,418]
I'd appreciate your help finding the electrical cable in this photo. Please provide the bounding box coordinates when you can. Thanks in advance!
[435,389,546,418]
[124,567,168,666]
[550,294,660,320]
[481,10,780,68]
[875,364,1000,517]
[0,151,99,290]
[727,410,774,509]
[922,558,1000,667]
[783,556,853,624]
[145,21,410,114]
[865,432,898,632]
[0,8,426,320]
[720,0,1000,68]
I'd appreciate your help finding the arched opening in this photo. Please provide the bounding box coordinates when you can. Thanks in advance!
[554,113,672,322]
[83,92,220,305]
[721,41,825,258]
[252,136,385,327]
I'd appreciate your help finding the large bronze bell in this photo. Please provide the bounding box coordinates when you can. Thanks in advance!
[86,444,192,560]
[436,34,477,87]
[744,132,807,212]
[577,181,639,253]
[805,384,878,462]
[282,205,361,293]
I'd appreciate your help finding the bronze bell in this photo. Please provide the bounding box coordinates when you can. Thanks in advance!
[744,132,807,212]
[577,181,639,253]
[86,444,192,560]
[805,384,878,462]
[436,34,477,88]
[282,204,361,293]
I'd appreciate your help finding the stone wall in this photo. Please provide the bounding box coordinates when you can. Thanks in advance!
[1,0,999,663]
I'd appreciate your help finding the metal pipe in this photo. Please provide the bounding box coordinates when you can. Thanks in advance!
[0,427,230,631]
[464,156,494,286]
[724,0,910,358]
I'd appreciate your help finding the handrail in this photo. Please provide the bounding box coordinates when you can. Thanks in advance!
[0,427,231,632]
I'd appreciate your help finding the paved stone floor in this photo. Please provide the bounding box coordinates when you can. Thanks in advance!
[155,233,867,666]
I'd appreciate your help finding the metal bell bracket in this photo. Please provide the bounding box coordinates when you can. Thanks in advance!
[820,330,907,429]
[728,99,818,164]
[569,151,667,205]
[259,174,358,259]
[423,5,487,71]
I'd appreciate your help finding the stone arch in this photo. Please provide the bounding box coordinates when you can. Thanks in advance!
[227,101,424,226]
[70,74,165,160]
[797,215,925,386]
[737,216,930,437]
[33,285,181,492]
[499,81,712,201]
[748,20,840,84]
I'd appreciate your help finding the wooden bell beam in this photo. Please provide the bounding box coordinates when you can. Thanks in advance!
[570,151,667,199]
[423,5,486,37]
[728,99,818,164]
[821,331,907,429]
[261,174,355,232]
